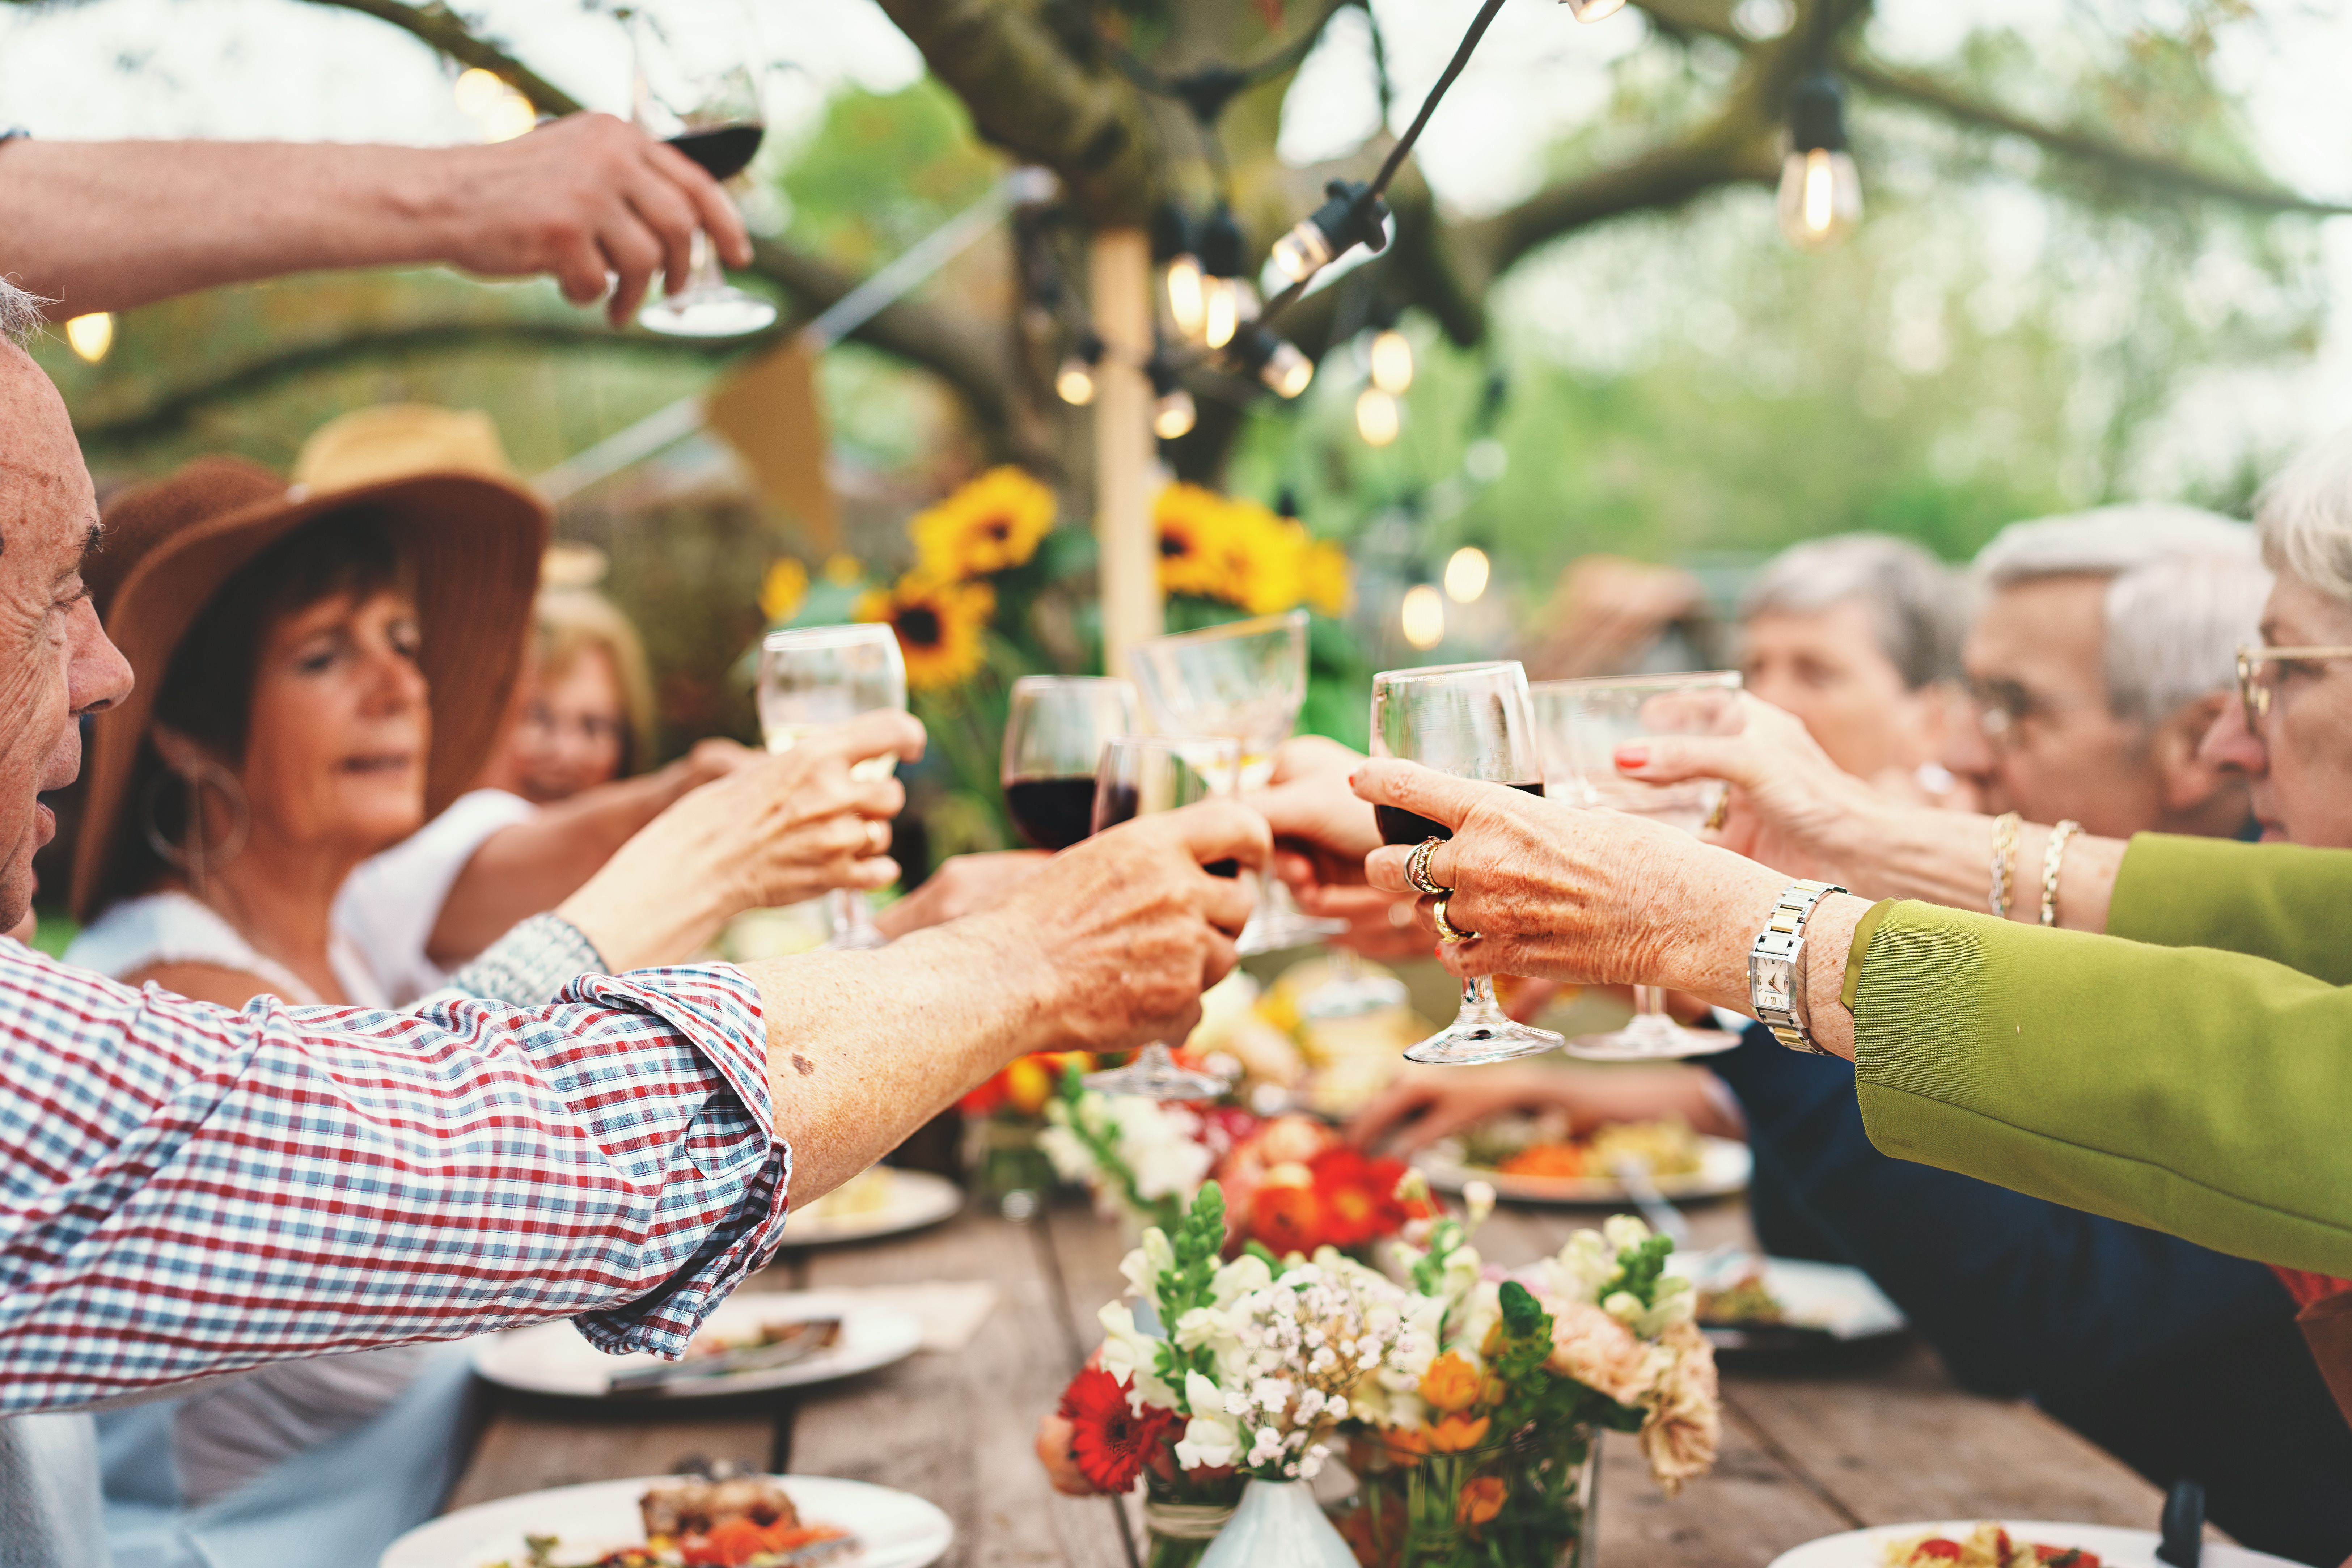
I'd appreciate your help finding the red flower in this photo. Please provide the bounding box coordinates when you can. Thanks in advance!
[1058,1365,1177,1494]
[1252,1183,1332,1255]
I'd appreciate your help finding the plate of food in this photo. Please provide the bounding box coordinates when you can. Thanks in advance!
[472,1291,924,1399]
[1676,1255,1907,1348]
[1414,1116,1751,1204]
[777,1167,964,1247]
[1771,1519,2302,1568]
[382,1472,953,1568]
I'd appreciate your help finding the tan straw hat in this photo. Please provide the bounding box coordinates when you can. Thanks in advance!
[73,417,549,919]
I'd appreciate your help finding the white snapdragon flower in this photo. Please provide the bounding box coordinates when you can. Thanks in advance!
[1096,1301,1179,1412]
[1209,1252,1272,1306]
[1120,1229,1176,1300]
[1174,1371,1240,1469]
[1109,1099,1216,1200]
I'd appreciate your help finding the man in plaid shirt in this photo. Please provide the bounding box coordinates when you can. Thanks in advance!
[0,204,1263,1411]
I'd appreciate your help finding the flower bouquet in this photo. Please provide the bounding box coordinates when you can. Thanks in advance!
[957,1050,1096,1212]
[1337,1195,1721,1568]
[1217,1115,1430,1260]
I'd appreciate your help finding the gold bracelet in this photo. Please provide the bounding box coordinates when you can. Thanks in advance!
[1988,811,2022,920]
[2039,819,2082,927]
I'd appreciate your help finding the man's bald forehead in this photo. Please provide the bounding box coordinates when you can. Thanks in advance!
[0,339,100,559]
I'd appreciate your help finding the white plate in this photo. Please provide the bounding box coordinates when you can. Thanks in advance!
[1672,1255,1907,1343]
[471,1291,923,1399]
[1769,1521,2305,1568]
[1416,1134,1752,1204]
[382,1474,953,1568]
[777,1169,964,1247]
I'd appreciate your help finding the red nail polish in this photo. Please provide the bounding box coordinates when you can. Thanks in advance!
[1615,745,1648,769]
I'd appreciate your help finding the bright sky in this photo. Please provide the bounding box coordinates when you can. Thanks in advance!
[6,0,2351,485]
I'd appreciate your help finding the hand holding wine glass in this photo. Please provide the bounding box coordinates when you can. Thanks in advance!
[627,1,777,337]
[757,624,909,950]
[1001,676,1140,850]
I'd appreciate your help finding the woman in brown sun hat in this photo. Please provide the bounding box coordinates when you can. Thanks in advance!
[57,448,925,1565]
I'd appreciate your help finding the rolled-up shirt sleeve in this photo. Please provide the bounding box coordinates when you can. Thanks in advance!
[0,944,787,1413]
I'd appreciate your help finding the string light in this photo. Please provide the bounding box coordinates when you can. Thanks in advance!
[1055,330,1104,406]
[1400,584,1446,650]
[1272,179,1392,283]
[454,66,537,142]
[1356,387,1400,447]
[63,313,113,364]
[1235,330,1314,398]
[1444,546,1490,602]
[1777,74,1861,251]
[1152,202,1207,341]
[1196,204,1258,351]
[1368,328,1413,395]
[1148,358,1198,439]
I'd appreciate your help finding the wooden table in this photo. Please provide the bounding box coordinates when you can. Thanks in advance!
[446,1193,2175,1567]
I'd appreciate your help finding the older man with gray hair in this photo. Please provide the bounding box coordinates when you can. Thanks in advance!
[1946,504,2270,838]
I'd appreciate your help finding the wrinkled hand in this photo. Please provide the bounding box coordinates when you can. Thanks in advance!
[875,850,1050,941]
[1613,694,1881,883]
[987,800,1266,1055]
[677,736,760,786]
[427,113,754,326]
[1354,759,1779,1005]
[561,710,923,969]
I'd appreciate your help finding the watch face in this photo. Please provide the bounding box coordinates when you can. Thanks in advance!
[1754,955,1795,1013]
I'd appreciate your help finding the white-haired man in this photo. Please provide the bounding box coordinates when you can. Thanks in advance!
[1945,504,2266,838]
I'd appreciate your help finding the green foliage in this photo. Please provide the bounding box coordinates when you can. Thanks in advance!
[1599,1231,1675,1311]
[1152,1184,1231,1404]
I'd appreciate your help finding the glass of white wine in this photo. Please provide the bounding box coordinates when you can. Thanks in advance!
[757,624,907,950]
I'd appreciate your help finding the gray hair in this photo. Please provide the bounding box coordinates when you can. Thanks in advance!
[1973,505,2267,727]
[0,278,50,345]
[2252,425,2352,610]
[1737,532,1964,690]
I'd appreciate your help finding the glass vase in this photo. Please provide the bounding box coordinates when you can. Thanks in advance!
[1338,1422,1599,1568]
[1195,1478,1357,1568]
[1140,1469,1243,1568]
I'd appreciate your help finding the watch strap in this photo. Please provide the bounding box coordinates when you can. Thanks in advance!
[1749,878,1847,1055]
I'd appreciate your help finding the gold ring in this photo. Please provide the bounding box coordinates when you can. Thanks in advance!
[866,819,892,857]
[1406,837,1452,898]
[1432,892,1477,944]
[1702,793,1730,833]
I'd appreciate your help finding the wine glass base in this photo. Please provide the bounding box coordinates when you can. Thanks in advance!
[1403,1017,1564,1066]
[1564,1018,1738,1061]
[1081,1063,1230,1101]
[638,288,778,338]
[1236,909,1350,956]
[1300,972,1410,1019]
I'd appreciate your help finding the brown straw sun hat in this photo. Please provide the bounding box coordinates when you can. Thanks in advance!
[72,413,549,920]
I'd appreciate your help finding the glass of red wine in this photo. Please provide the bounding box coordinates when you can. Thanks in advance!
[1001,676,1140,851]
[1080,734,1241,1101]
[1532,672,1744,1060]
[1368,660,1563,1065]
[629,3,778,338]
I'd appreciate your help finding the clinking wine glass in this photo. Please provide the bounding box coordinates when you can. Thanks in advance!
[1369,660,1564,1065]
[1531,671,1744,1060]
[1128,610,1347,956]
[629,3,778,338]
[1001,676,1140,850]
[757,624,906,950]
[1079,735,1242,1101]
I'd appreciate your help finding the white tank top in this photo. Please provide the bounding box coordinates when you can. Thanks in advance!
[64,890,390,1009]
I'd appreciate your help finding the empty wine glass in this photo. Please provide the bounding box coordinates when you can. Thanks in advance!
[1531,672,1744,1060]
[1369,661,1564,1065]
[1080,735,1243,1100]
[757,624,906,950]
[629,3,778,338]
[1001,676,1139,850]
[1129,610,1347,954]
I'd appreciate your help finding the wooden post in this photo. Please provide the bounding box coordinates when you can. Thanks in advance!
[1090,226,1161,677]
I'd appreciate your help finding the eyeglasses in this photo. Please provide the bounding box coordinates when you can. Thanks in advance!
[2235,644,2352,729]
[1964,676,2101,745]
[522,703,627,748]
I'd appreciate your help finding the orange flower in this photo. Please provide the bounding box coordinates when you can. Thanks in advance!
[1416,1351,1483,1416]
[1379,1425,1430,1468]
[1456,1476,1507,1530]
[1425,1412,1492,1453]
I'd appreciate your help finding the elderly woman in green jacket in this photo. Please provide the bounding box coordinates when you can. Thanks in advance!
[1266,427,2352,1280]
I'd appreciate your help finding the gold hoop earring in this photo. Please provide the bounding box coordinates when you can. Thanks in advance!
[142,757,250,890]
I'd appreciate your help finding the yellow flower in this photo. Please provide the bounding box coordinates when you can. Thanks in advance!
[911,465,1056,579]
[1302,538,1353,617]
[854,572,994,690]
[823,552,865,586]
[1215,500,1309,616]
[1154,483,1234,600]
[1417,1351,1484,1416]
[758,557,809,624]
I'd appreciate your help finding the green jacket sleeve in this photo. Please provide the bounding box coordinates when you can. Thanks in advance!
[1849,901,2352,1278]
[2107,832,2352,983]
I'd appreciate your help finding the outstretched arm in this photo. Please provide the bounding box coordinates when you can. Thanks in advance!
[0,115,750,324]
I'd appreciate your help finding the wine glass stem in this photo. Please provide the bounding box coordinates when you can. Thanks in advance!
[830,888,880,946]
[683,228,724,295]
[1633,984,1669,1019]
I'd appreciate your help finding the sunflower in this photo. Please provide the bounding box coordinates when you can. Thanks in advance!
[854,571,994,690]
[757,557,808,624]
[1216,499,1310,616]
[911,465,1056,580]
[1153,482,1236,600]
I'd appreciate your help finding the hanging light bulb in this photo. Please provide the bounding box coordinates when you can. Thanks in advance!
[1166,255,1206,340]
[1148,358,1197,439]
[64,313,114,364]
[1271,179,1391,283]
[1368,328,1413,395]
[1355,387,1400,447]
[1234,330,1314,399]
[1152,201,1207,341]
[1444,545,1491,603]
[1400,585,1446,650]
[1558,0,1628,18]
[1777,74,1861,252]
[1055,330,1104,406]
[1196,204,1258,351]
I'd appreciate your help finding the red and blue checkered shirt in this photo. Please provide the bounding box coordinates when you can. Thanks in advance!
[0,942,790,1412]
